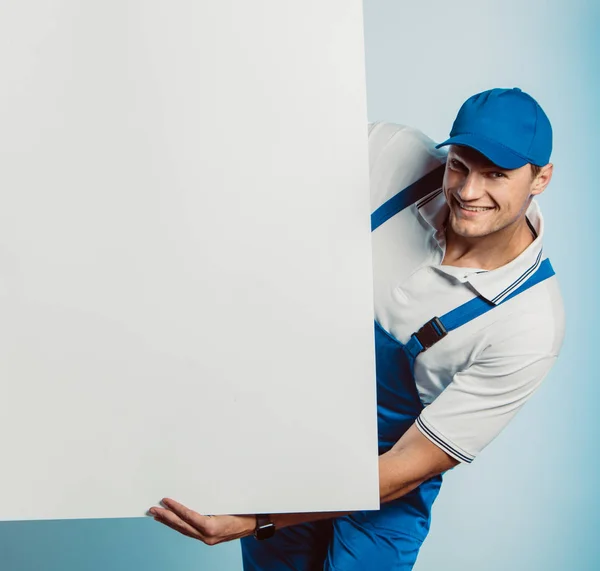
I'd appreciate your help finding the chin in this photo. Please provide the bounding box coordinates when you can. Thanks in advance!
[450,220,493,239]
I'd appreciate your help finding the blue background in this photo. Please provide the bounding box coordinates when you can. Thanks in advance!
[2,1,598,570]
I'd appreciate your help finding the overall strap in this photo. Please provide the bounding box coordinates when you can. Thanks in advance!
[371,164,446,232]
[405,258,556,359]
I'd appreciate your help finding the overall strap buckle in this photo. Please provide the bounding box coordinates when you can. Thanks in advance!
[413,317,447,351]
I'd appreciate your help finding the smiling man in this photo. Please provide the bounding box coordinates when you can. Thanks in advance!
[149,88,565,570]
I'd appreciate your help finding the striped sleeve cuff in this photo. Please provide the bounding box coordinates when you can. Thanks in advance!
[415,416,475,464]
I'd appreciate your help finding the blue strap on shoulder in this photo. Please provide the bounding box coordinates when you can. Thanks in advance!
[371,164,446,232]
[405,258,556,359]
[370,159,555,358]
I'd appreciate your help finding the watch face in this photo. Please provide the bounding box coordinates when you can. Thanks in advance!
[255,521,276,540]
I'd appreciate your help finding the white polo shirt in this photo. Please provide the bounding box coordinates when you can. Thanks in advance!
[369,121,565,464]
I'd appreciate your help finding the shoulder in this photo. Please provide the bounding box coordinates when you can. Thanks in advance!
[367,122,448,209]
[486,275,566,359]
[368,121,447,167]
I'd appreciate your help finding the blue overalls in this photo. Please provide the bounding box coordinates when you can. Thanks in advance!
[241,166,554,570]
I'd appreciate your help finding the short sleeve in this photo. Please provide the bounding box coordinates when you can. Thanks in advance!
[415,319,564,464]
[367,122,448,209]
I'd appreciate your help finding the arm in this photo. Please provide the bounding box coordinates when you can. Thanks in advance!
[273,423,457,529]
[150,319,562,542]
[149,320,562,542]
[149,423,458,543]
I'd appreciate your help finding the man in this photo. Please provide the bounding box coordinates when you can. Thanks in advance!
[148,88,565,570]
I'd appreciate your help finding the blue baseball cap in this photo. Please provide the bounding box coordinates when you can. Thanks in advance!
[435,87,552,169]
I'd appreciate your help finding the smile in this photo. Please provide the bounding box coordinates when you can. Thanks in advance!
[455,198,494,213]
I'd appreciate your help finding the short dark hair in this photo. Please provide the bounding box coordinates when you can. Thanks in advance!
[530,164,542,179]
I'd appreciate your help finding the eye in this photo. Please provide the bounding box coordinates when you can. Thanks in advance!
[489,171,506,178]
[449,158,466,170]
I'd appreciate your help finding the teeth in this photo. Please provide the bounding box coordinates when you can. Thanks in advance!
[457,201,492,212]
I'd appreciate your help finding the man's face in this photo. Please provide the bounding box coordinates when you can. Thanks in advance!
[442,145,547,239]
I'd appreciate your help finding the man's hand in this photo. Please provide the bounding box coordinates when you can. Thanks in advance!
[148,498,255,545]
[149,424,459,544]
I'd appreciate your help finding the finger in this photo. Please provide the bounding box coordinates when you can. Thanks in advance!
[161,498,213,531]
[151,508,202,540]
[154,517,197,540]
[150,507,204,540]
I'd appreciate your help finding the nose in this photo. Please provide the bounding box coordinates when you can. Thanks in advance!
[456,172,482,201]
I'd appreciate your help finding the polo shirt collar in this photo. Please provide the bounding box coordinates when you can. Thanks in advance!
[417,192,546,305]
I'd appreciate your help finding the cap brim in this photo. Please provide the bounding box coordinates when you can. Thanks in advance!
[435,134,529,170]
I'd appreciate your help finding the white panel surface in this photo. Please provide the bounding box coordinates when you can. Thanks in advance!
[0,1,378,520]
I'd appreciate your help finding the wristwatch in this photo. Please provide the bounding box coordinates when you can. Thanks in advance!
[254,514,276,540]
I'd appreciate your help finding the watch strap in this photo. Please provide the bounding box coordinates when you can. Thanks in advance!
[254,513,276,540]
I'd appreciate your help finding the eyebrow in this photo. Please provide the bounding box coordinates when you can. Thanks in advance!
[448,153,505,171]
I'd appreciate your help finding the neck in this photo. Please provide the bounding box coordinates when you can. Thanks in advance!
[442,216,535,270]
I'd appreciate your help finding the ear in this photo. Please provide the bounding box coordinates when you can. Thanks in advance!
[530,163,553,197]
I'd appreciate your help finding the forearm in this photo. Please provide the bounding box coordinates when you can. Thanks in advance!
[151,427,460,544]
[271,425,458,531]
[269,458,421,531]
[270,473,428,532]
[268,467,423,532]
[271,510,351,530]
[151,426,461,543]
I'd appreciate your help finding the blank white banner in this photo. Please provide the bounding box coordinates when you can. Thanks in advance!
[0,1,379,521]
